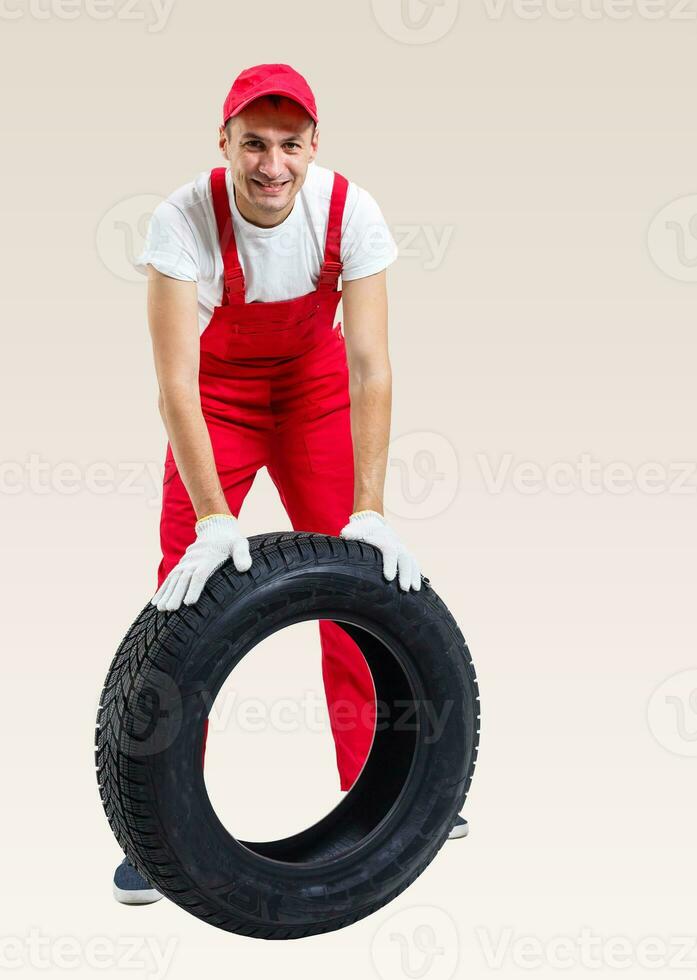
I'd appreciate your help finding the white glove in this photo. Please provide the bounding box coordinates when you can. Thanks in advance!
[339,510,422,592]
[151,514,252,612]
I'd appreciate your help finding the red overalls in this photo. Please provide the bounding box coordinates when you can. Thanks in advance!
[156,167,375,790]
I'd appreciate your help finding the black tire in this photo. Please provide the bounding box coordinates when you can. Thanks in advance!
[95,532,480,940]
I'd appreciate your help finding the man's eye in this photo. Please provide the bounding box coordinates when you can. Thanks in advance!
[243,140,300,150]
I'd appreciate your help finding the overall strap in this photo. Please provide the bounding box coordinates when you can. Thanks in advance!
[318,171,349,291]
[210,167,245,305]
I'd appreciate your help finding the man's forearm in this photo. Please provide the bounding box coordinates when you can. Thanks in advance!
[159,387,230,519]
[348,370,392,515]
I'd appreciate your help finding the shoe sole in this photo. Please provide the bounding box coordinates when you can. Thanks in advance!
[113,883,163,905]
[448,821,469,840]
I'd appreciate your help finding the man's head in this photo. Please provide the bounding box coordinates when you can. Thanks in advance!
[218,64,320,226]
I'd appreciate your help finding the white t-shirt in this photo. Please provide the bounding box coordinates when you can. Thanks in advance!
[135,161,398,335]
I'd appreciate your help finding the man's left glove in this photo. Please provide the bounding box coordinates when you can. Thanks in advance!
[339,510,422,592]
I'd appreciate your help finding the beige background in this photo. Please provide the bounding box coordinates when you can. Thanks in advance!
[1,0,696,976]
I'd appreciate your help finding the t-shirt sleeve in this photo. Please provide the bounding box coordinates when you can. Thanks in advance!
[340,186,398,281]
[133,200,200,282]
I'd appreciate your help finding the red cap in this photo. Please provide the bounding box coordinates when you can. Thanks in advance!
[222,63,318,127]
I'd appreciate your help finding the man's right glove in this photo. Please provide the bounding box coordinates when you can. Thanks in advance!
[151,513,252,612]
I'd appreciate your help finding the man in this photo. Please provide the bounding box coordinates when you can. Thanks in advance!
[113,64,467,906]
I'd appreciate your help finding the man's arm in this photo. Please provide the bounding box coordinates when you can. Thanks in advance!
[339,268,422,591]
[146,265,230,519]
[341,268,392,516]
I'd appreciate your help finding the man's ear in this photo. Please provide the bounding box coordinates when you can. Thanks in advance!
[218,124,228,157]
[309,125,319,162]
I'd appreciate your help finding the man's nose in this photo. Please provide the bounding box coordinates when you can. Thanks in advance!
[259,145,285,178]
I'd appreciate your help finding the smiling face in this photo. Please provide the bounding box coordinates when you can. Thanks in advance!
[218,95,319,227]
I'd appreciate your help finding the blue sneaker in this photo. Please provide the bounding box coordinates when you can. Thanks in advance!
[448,814,469,840]
[112,856,162,905]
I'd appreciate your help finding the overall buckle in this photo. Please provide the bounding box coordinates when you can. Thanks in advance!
[318,260,342,288]
[224,269,245,298]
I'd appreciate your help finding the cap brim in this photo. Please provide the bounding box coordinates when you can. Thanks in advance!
[225,85,318,125]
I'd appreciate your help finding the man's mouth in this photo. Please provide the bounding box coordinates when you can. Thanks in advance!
[252,178,290,194]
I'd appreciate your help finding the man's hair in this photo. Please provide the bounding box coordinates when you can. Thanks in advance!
[224,94,317,140]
